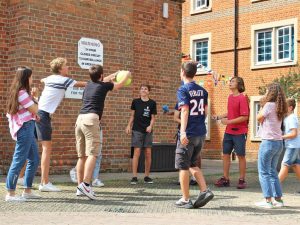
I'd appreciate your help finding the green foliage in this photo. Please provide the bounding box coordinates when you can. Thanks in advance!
[258,67,300,100]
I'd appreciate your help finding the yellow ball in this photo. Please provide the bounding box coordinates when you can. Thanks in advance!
[116,70,132,86]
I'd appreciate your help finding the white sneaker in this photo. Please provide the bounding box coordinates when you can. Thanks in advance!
[22,191,41,199]
[77,182,96,200]
[5,195,26,202]
[17,178,24,186]
[77,188,95,197]
[69,168,77,183]
[92,179,104,187]
[76,189,84,196]
[273,200,284,208]
[39,182,61,192]
[255,200,273,209]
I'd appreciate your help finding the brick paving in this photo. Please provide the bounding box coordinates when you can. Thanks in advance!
[0,160,299,225]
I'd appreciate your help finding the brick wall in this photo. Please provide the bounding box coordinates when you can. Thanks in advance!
[183,0,300,160]
[0,0,182,174]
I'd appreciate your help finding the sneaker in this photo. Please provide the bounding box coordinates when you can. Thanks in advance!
[193,189,214,208]
[5,195,26,202]
[130,177,138,185]
[255,200,273,209]
[39,182,61,192]
[22,191,41,199]
[76,189,84,196]
[17,178,24,186]
[237,178,247,189]
[214,176,230,187]
[189,179,197,186]
[92,179,104,187]
[144,176,153,184]
[69,167,77,183]
[273,199,284,208]
[175,197,194,209]
[77,182,96,200]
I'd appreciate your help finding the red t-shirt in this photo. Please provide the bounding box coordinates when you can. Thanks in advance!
[225,94,249,135]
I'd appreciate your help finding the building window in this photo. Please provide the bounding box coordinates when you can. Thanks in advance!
[195,39,208,68]
[190,33,211,75]
[256,30,272,64]
[190,0,212,14]
[251,19,298,69]
[249,96,262,141]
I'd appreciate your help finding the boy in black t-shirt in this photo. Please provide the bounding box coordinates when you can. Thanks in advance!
[76,65,131,200]
[126,85,157,184]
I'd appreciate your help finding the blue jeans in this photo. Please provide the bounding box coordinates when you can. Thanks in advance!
[92,126,103,180]
[6,120,40,190]
[258,140,283,198]
[282,148,300,166]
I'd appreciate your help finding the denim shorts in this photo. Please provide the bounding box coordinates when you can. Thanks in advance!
[35,110,52,141]
[282,148,300,166]
[175,135,205,170]
[223,133,247,156]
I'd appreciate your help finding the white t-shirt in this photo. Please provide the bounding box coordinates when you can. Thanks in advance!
[284,113,300,148]
[39,75,77,114]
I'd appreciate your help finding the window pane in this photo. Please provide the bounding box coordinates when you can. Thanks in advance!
[258,54,264,62]
[284,27,289,35]
[279,52,283,59]
[256,31,272,63]
[278,29,283,36]
[284,51,289,58]
[194,39,208,68]
[265,54,272,61]
[279,44,283,51]
[284,35,289,43]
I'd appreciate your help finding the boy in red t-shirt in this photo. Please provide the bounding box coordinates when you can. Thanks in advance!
[212,77,249,189]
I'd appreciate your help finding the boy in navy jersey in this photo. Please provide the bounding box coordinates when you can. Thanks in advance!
[175,61,214,209]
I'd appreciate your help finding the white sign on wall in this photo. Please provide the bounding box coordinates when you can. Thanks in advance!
[78,37,103,69]
[65,87,85,100]
[66,37,103,99]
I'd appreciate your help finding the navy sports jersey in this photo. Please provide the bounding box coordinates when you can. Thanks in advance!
[177,81,208,137]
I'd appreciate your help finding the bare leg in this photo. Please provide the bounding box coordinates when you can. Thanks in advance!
[223,154,231,179]
[179,170,190,200]
[83,155,97,184]
[278,165,289,182]
[40,141,52,185]
[189,167,207,192]
[237,155,246,179]
[144,148,152,177]
[76,157,86,185]
[132,148,141,177]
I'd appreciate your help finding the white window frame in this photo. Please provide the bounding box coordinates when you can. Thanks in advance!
[205,99,211,140]
[249,96,262,141]
[251,18,298,70]
[255,29,273,65]
[190,33,211,75]
[190,0,212,15]
[276,26,293,63]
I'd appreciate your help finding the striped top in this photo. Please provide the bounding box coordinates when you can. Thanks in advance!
[7,89,35,141]
[38,75,77,114]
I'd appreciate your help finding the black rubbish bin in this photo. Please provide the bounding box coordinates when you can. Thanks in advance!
[137,143,177,173]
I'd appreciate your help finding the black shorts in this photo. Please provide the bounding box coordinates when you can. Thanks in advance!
[35,110,52,141]
[223,133,247,156]
[175,135,205,170]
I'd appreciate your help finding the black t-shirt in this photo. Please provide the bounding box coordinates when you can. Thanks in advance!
[79,81,114,119]
[131,98,157,133]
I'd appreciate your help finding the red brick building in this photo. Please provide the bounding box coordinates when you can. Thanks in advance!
[0,0,183,174]
[182,0,299,160]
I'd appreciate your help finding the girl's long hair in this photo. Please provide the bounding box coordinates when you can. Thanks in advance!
[7,67,32,115]
[260,83,287,120]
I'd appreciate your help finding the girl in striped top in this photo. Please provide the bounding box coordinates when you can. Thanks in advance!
[5,67,41,202]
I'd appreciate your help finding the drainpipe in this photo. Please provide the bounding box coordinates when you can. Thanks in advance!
[234,0,239,77]
[232,0,239,162]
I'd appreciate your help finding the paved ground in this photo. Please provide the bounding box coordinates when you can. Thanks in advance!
[0,160,299,225]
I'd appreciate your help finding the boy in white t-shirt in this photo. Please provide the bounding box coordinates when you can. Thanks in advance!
[36,58,86,192]
[279,98,300,188]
